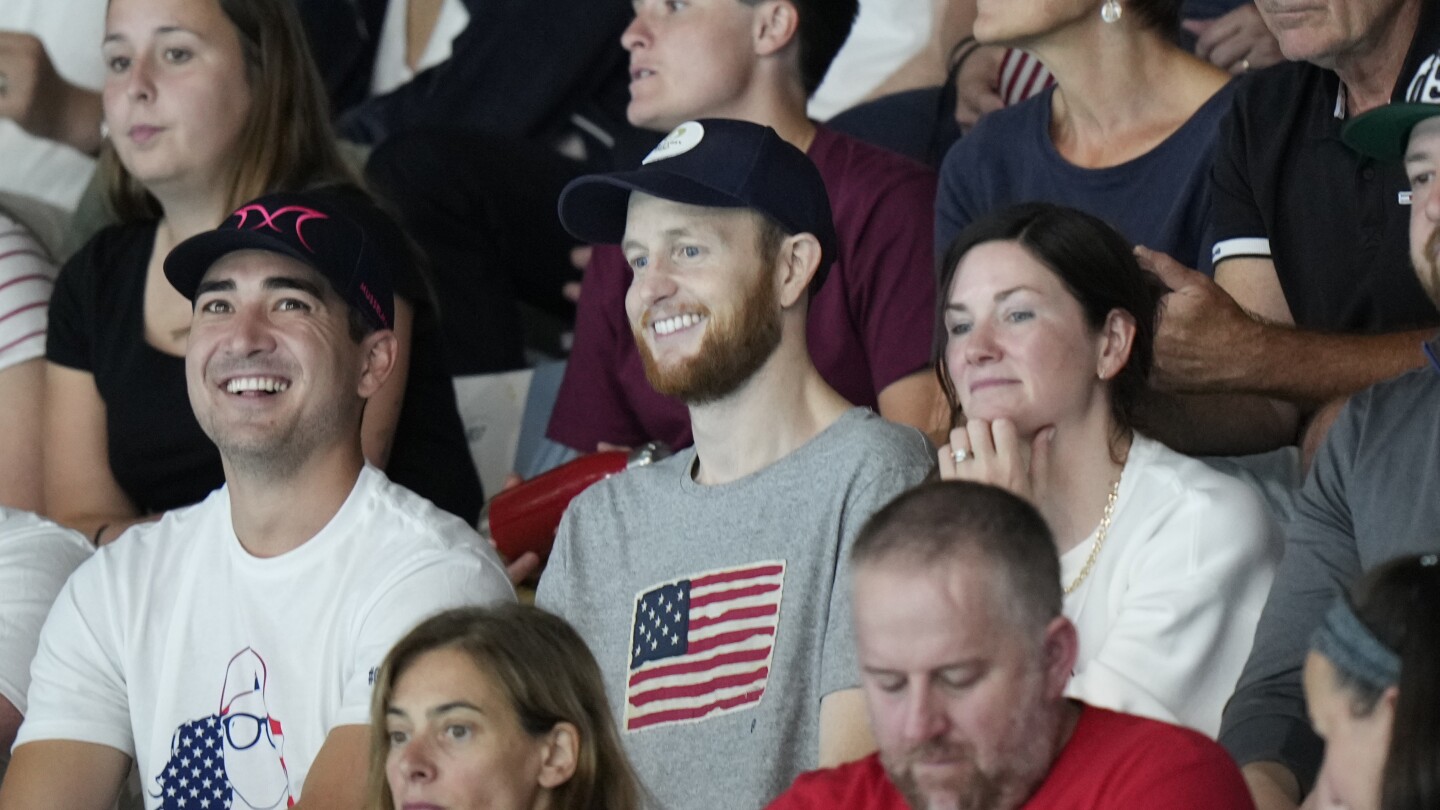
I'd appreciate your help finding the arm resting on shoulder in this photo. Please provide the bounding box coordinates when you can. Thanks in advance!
[42,362,145,542]
[1138,390,1299,456]
[359,298,414,469]
[818,688,876,768]
[1209,257,1427,400]
[0,359,45,511]
[0,740,130,810]
[1147,252,1430,404]
[291,725,371,810]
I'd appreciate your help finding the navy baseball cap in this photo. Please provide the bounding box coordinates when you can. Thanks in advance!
[557,119,840,292]
[165,190,396,332]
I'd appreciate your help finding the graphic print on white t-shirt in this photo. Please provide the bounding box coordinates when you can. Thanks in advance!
[623,561,785,732]
[149,648,296,810]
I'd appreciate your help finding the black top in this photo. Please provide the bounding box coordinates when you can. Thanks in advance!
[47,221,482,523]
[1208,0,1440,333]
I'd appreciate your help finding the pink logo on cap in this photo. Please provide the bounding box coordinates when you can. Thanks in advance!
[229,205,330,252]
[359,282,389,329]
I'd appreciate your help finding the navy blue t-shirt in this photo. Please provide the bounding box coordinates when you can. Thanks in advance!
[935,81,1236,274]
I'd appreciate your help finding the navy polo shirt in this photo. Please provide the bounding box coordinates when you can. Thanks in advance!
[1208,1,1440,334]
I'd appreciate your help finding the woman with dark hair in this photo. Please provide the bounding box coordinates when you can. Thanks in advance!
[371,604,643,810]
[937,203,1279,735]
[935,0,1233,273]
[43,0,480,542]
[1304,554,1440,810]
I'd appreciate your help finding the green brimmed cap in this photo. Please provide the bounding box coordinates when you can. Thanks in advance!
[1342,103,1440,161]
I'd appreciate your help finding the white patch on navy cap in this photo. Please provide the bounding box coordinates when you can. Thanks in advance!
[642,121,705,165]
[1406,53,1440,103]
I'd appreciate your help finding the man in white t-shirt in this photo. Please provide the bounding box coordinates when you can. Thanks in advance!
[0,190,514,810]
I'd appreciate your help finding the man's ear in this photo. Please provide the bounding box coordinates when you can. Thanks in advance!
[356,329,399,399]
[536,722,580,789]
[752,0,800,57]
[1040,616,1079,699]
[776,232,822,308]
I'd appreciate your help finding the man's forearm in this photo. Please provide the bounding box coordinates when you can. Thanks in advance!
[1139,391,1300,456]
[1219,323,1430,404]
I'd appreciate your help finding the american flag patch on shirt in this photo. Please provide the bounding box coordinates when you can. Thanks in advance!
[624,561,786,732]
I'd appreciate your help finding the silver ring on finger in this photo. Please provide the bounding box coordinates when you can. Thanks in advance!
[1239,58,1251,72]
[952,447,971,465]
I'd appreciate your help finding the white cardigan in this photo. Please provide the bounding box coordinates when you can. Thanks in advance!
[1061,434,1281,737]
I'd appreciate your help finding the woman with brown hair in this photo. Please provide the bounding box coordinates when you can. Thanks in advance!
[43,0,479,540]
[936,203,1279,736]
[371,604,643,810]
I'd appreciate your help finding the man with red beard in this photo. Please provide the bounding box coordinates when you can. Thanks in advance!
[545,0,941,456]
[535,119,935,810]
[767,481,1254,810]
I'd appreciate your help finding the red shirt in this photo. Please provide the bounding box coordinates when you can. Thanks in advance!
[766,705,1256,810]
[547,126,937,452]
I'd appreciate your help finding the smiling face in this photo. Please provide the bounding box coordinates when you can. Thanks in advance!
[942,240,1122,438]
[622,0,765,131]
[1405,117,1440,308]
[1255,0,1412,65]
[623,192,783,405]
[185,250,380,478]
[1303,652,1394,810]
[854,558,1069,810]
[101,0,254,196]
[385,647,552,810]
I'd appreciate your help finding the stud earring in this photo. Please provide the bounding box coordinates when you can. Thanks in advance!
[100,121,110,140]
[1101,0,1122,23]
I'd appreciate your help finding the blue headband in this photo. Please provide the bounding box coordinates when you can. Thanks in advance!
[1311,597,1401,689]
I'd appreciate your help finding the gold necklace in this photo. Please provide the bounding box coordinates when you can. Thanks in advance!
[1064,476,1122,595]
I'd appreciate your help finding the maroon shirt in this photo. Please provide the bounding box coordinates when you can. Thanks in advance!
[766,705,1257,810]
[548,126,938,451]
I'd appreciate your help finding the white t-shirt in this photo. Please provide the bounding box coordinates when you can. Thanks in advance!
[808,0,933,121]
[0,209,57,372]
[18,466,514,808]
[369,0,471,96]
[0,0,107,215]
[1062,434,1281,737]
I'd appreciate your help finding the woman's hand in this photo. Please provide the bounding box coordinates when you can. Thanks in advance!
[937,418,1054,505]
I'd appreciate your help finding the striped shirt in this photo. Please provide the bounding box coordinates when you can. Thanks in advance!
[0,211,57,373]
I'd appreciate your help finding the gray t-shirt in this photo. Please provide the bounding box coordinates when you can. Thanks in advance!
[1219,337,1440,790]
[536,408,934,809]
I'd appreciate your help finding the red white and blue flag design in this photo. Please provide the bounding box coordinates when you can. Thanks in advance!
[624,561,785,732]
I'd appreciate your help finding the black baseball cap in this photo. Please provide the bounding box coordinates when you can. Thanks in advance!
[165,190,397,332]
[1343,52,1440,160]
[557,119,840,292]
